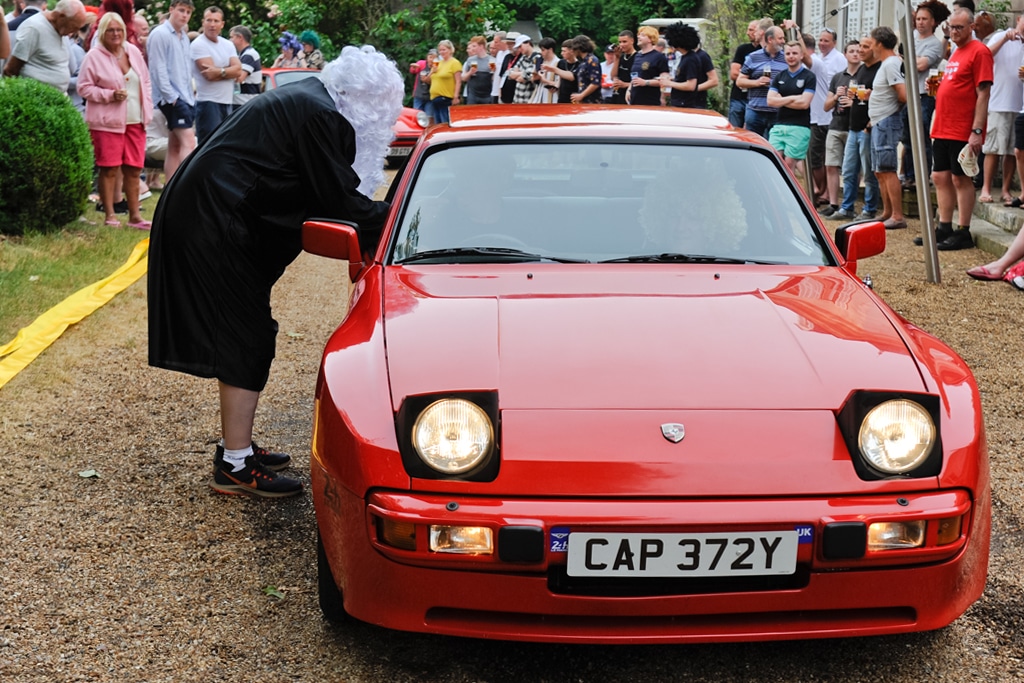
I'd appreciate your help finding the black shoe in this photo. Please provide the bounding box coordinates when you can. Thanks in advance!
[251,441,291,471]
[96,200,129,214]
[820,204,838,217]
[914,224,954,246]
[211,450,303,498]
[936,229,974,251]
[858,210,877,219]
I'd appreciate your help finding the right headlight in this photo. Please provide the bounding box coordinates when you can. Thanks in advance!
[412,398,494,474]
[858,399,936,474]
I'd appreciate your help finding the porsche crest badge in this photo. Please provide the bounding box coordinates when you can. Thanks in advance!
[661,423,685,443]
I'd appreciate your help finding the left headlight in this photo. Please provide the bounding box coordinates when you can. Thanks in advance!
[412,399,494,474]
[858,399,935,474]
[415,110,430,128]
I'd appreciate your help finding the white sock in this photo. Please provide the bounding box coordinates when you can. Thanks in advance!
[223,445,254,472]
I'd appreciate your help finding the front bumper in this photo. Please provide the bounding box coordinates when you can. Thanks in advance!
[314,468,989,643]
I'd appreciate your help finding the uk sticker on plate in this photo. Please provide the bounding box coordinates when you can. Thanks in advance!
[567,531,798,578]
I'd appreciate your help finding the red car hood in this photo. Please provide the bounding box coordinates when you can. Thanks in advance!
[383,264,924,411]
[380,265,930,496]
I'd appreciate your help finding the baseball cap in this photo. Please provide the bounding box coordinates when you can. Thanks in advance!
[957,145,979,177]
[604,44,616,53]
[514,34,532,49]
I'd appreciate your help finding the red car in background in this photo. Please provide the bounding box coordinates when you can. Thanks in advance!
[261,67,427,166]
[302,105,990,644]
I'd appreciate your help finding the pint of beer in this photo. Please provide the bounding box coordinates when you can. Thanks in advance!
[927,69,941,96]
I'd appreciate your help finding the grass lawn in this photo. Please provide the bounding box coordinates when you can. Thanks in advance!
[0,195,158,344]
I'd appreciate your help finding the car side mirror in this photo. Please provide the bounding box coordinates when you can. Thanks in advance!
[834,220,885,276]
[302,219,365,281]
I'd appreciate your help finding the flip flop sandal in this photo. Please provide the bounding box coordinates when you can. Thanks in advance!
[966,266,1003,281]
[978,195,993,203]
[1004,197,1024,208]
[104,218,121,227]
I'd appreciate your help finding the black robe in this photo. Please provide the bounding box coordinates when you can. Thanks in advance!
[147,78,389,392]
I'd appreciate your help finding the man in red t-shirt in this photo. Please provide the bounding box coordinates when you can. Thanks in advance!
[924,7,993,250]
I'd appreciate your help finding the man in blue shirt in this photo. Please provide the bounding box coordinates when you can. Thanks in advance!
[736,25,787,137]
[147,0,195,180]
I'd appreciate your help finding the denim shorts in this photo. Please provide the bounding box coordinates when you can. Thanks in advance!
[870,113,902,173]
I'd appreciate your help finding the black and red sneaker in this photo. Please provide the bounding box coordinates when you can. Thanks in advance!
[251,441,291,471]
[211,450,303,498]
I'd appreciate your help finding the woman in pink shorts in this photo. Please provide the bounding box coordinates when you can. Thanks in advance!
[78,11,152,229]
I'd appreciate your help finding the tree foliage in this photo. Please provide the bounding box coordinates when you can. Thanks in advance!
[369,0,515,99]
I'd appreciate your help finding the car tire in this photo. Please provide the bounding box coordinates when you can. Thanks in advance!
[317,529,348,623]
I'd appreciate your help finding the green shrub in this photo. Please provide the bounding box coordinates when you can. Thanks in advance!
[0,78,93,235]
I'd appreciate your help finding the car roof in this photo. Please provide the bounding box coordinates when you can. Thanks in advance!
[430,104,769,147]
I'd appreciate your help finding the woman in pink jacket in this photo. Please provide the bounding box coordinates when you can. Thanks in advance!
[78,11,153,229]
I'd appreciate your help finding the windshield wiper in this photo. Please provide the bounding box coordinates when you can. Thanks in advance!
[396,247,590,264]
[599,253,784,265]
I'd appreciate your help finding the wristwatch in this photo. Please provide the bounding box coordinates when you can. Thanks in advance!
[220,67,226,79]
[972,128,983,135]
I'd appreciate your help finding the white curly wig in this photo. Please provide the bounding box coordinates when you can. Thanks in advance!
[320,45,405,197]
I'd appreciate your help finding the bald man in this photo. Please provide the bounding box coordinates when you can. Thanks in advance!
[4,0,88,91]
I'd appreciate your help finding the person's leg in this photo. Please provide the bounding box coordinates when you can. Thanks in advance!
[975,226,1024,275]
[900,105,913,184]
[728,98,746,128]
[1002,154,1016,201]
[860,132,879,214]
[744,106,764,137]
[219,381,260,451]
[876,171,903,222]
[932,170,956,222]
[97,166,118,222]
[980,152,997,200]
[921,95,935,176]
[164,127,196,181]
[839,131,861,214]
[122,165,143,223]
[952,172,977,227]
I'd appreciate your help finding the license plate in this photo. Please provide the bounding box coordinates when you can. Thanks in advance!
[567,531,798,578]
[388,146,412,156]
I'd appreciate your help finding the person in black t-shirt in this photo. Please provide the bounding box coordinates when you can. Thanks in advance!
[767,41,817,177]
[729,20,762,126]
[628,25,669,105]
[612,30,636,104]
[830,41,881,219]
[663,22,708,109]
[545,39,580,103]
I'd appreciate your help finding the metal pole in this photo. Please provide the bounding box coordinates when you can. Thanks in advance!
[899,1,941,282]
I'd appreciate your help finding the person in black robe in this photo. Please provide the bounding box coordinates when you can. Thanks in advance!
[147,46,403,498]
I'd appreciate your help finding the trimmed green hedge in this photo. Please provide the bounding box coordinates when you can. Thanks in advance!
[0,78,93,235]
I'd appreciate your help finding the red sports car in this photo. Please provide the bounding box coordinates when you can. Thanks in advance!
[303,105,989,644]
[261,67,427,165]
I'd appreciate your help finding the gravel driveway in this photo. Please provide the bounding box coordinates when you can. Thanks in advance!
[2,213,1023,682]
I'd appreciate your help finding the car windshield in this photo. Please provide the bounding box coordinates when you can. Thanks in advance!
[389,142,832,266]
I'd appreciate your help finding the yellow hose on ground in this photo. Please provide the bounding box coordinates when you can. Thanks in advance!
[0,238,149,390]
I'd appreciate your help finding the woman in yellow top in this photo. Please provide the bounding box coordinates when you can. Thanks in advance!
[421,40,462,124]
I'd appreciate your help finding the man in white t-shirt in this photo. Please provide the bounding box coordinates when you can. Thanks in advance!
[4,0,85,90]
[190,5,242,145]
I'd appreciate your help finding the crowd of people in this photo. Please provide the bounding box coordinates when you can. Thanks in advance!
[408,23,721,123]
[1,0,325,229]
